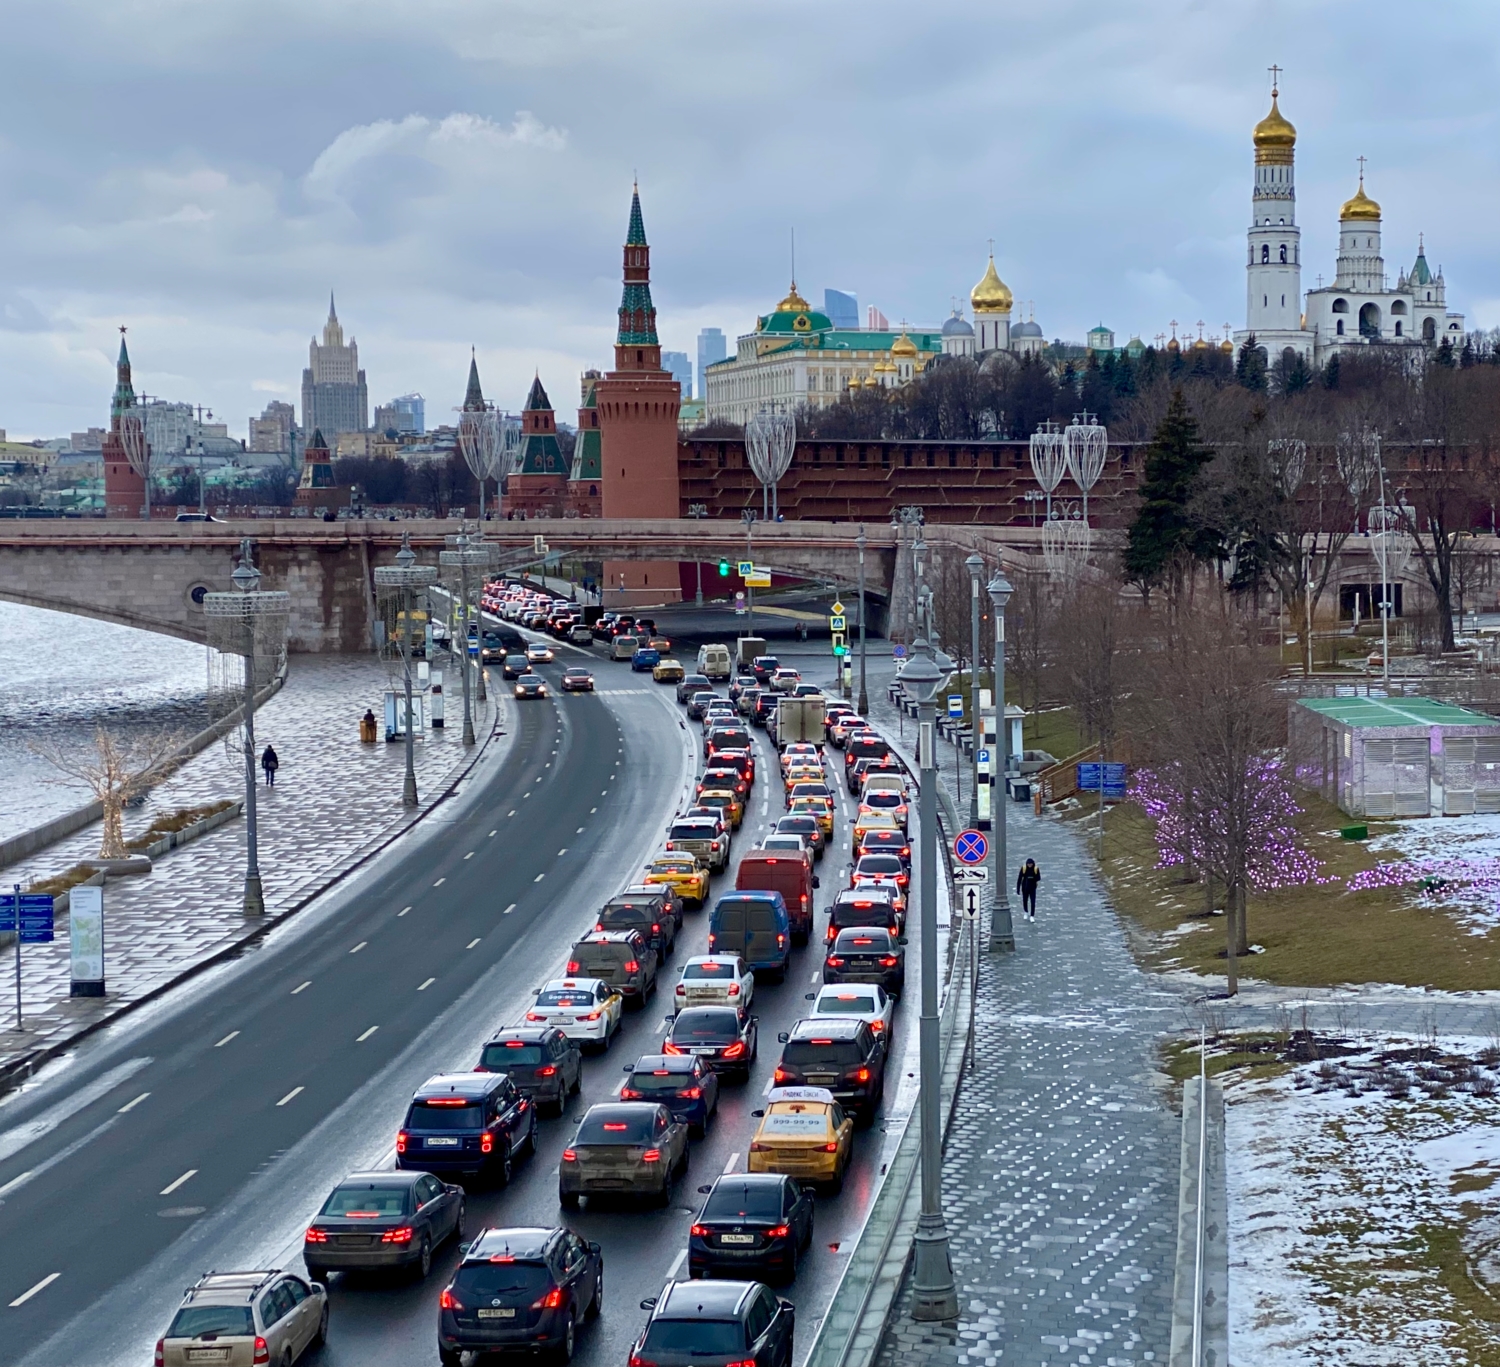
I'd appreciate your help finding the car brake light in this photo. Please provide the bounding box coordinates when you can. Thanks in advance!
[769,1224,791,1238]
[582,1010,602,1021]
[706,933,716,949]
[624,960,640,973]
[722,1041,746,1059]
[652,924,660,935]
[826,956,844,967]
[526,1012,545,1021]
[665,842,674,851]
[675,983,686,995]
[642,1148,662,1162]
[253,1337,270,1365]
[481,1131,494,1153]
[621,1087,643,1099]
[535,1286,565,1309]
[853,1068,871,1083]
[663,1040,685,1054]
[562,1149,578,1162]
[396,1130,408,1154]
[440,1287,461,1310]
[566,960,581,973]
[681,1085,702,1099]
[727,982,740,996]
[749,1141,768,1153]
[881,956,899,967]
[537,1064,557,1076]
[155,1340,165,1367]
[629,1356,657,1367]
[305,1227,328,1243]
[824,1141,840,1152]
[870,1019,885,1032]
[382,1225,415,1243]
[773,1067,789,1083]
[691,1223,709,1237]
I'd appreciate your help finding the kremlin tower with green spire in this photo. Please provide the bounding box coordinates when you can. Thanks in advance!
[102,328,149,518]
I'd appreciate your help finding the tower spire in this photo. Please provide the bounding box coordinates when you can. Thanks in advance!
[462,348,485,411]
[615,182,660,368]
[112,325,137,421]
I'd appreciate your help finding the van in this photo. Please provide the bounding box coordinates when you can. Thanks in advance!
[697,643,733,681]
[735,851,817,945]
[707,892,792,981]
[611,634,640,662]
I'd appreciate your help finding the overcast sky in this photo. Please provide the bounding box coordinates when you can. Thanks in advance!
[2,0,1497,441]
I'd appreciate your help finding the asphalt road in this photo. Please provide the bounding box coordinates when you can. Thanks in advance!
[0,621,920,1367]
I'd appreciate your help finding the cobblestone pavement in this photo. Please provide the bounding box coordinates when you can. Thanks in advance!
[0,652,501,1077]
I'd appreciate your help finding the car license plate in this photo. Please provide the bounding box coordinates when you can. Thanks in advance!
[187,1352,230,1363]
[720,1234,756,1244]
[340,1235,376,1246]
[426,1136,460,1147]
[805,1074,835,1084]
[478,1308,517,1319]
[549,1016,574,1026]
[693,1047,719,1056]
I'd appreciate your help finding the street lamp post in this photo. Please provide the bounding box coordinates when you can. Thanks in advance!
[689,504,708,606]
[440,533,493,746]
[375,533,439,806]
[899,641,961,1322]
[856,524,869,714]
[987,570,1016,952]
[741,509,757,637]
[966,554,984,828]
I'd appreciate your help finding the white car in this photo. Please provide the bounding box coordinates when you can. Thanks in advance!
[781,743,822,776]
[524,978,622,1049]
[673,955,755,1014]
[759,834,810,857]
[809,983,895,1047]
[526,642,555,664]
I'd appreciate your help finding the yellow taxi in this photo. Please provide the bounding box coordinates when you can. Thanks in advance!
[699,787,745,829]
[782,764,824,796]
[748,1086,853,1191]
[852,809,901,847]
[643,854,710,909]
[789,781,835,825]
[788,795,834,838]
[653,657,686,685]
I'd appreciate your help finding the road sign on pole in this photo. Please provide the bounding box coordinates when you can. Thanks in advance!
[953,829,989,865]
[737,560,753,577]
[1077,761,1127,800]
[892,645,907,659]
[829,615,846,632]
[953,866,990,885]
[947,695,963,719]
[963,886,980,920]
[831,601,845,616]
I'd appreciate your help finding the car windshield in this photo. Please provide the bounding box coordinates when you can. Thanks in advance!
[481,1042,543,1067]
[565,669,591,679]
[408,1101,483,1130]
[454,1262,553,1299]
[642,1320,746,1356]
[628,1069,693,1093]
[537,989,593,1007]
[680,961,735,980]
[576,1112,655,1144]
[321,1184,410,1216]
[818,992,878,1015]
[703,1182,786,1220]
[168,1306,256,1339]
[783,1038,864,1066]
[673,1009,739,1041]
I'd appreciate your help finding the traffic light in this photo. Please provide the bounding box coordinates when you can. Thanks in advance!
[718,559,730,576]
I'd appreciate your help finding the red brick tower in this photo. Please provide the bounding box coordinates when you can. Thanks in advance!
[102,329,148,518]
[596,184,682,604]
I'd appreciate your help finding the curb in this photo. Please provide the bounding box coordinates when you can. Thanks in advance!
[0,686,504,1098]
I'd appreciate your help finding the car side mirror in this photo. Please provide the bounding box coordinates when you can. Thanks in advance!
[590,1242,602,1255]
[640,1297,658,1310]
[812,876,820,888]
[777,1032,789,1044]
[804,993,815,1001]
[623,1065,634,1072]
[697,1184,713,1194]
[751,1110,765,1118]
[458,1242,471,1256]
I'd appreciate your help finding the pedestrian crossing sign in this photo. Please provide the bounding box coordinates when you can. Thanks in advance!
[829,615,846,631]
[737,561,753,576]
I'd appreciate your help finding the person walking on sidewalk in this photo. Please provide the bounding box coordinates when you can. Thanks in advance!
[1016,857,1041,922]
[261,743,279,788]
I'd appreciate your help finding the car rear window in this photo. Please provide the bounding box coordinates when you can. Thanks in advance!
[481,1042,544,1067]
[818,992,879,1014]
[408,1101,483,1130]
[574,945,628,970]
[643,1320,746,1355]
[321,1185,410,1216]
[536,989,593,1007]
[598,905,652,929]
[681,961,735,979]
[670,822,716,841]
[628,1069,693,1093]
[169,1306,256,1339]
[703,1183,785,1220]
[454,1262,553,1299]
[699,793,734,810]
[778,818,817,834]
[673,1008,740,1040]
[850,737,891,758]
[865,790,903,806]
[857,856,904,877]
[576,1112,655,1144]
[783,1038,864,1067]
[836,929,894,950]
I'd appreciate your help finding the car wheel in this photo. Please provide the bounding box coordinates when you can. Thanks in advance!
[313,1303,329,1347]
[414,1235,432,1280]
[560,1189,581,1210]
[279,1349,293,1367]
[587,1266,603,1320]
[828,1163,845,1196]
[439,1347,462,1367]
[454,1201,467,1242]
[557,1311,576,1364]
[495,1148,514,1187]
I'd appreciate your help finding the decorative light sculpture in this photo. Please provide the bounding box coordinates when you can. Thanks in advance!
[1064,413,1108,525]
[119,410,152,521]
[1028,422,1067,523]
[458,406,502,523]
[746,410,796,521]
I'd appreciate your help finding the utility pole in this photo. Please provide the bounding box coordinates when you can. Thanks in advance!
[988,571,1016,952]
[856,525,869,714]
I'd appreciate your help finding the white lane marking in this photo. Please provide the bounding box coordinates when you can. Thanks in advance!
[9,1272,60,1307]
[601,790,608,797]
[418,978,436,992]
[0,1171,33,1196]
[489,830,497,837]
[349,941,367,955]
[590,807,598,814]
[810,971,821,983]
[464,852,475,860]
[613,1078,626,1097]
[397,906,412,917]
[557,848,568,857]
[723,1151,740,1174]
[533,873,545,883]
[292,981,311,995]
[159,1168,197,1196]
[576,827,585,834]
[433,878,446,887]
[275,1087,304,1107]
[0,1057,151,1165]
[762,1076,777,1098]
[357,1026,379,1042]
[524,792,532,799]
[467,938,482,949]
[508,810,517,818]
[666,1250,688,1281]
[656,1017,670,1034]
[213,1031,239,1048]
[117,1093,150,1114]
[502,903,516,916]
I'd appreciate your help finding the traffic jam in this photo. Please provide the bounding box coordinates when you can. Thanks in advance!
[153,585,919,1367]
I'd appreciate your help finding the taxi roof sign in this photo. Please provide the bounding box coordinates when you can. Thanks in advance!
[767,1086,836,1105]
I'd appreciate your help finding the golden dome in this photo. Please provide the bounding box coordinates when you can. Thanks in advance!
[873,353,897,373]
[891,331,919,359]
[775,280,811,313]
[1340,178,1381,222]
[1219,337,1234,354]
[970,255,1013,313]
[1166,335,1181,353]
[862,373,879,389]
[1252,95,1296,158]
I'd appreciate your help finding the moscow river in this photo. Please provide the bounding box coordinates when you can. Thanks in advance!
[0,602,212,843]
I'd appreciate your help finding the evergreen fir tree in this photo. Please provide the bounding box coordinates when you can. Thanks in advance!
[1434,337,1457,368]
[1123,389,1219,596]
[1235,335,1268,391]
[1460,337,1477,369]
[1321,352,1341,390]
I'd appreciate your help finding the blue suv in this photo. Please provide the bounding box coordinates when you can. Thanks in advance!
[620,1053,720,1136]
[397,1073,535,1186]
[632,646,662,672]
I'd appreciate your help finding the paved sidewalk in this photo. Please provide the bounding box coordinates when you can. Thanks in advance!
[0,653,500,1084]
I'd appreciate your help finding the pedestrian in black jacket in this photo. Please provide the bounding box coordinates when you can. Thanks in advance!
[261,744,279,788]
[1016,858,1041,921]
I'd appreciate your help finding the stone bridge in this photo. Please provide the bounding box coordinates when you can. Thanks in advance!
[0,518,1044,653]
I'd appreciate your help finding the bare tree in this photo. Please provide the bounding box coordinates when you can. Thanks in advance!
[31,725,182,860]
[1051,574,1131,757]
[1005,565,1049,713]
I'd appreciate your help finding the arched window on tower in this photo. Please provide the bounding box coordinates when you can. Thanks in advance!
[1279,244,1288,263]
[1337,320,1345,336]
[1261,245,1270,263]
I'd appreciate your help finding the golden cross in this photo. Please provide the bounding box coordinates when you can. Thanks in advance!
[1268,64,1281,95]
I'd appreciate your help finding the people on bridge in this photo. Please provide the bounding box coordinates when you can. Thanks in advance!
[261,744,279,788]
[1016,858,1041,922]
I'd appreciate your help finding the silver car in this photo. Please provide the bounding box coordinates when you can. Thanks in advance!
[559,1102,689,1208]
[157,1270,327,1367]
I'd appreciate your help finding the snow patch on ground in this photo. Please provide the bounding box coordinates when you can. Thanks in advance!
[1367,814,1500,933]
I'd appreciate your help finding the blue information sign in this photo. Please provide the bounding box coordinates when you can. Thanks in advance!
[947,695,964,719]
[1077,762,1127,800]
[0,893,55,944]
[953,829,989,865]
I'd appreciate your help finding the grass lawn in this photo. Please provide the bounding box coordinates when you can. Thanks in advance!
[940,681,1084,760]
[1069,790,1500,991]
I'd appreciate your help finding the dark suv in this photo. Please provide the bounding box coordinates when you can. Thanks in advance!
[568,930,659,1007]
[633,1279,794,1367]
[823,926,905,998]
[598,888,680,956]
[772,1019,885,1125]
[397,1072,536,1184]
[752,693,779,728]
[475,1027,582,1115]
[621,1052,720,1136]
[438,1225,602,1366]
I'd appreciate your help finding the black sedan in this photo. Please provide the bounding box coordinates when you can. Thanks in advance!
[856,829,911,868]
[822,926,905,998]
[634,1279,794,1367]
[474,1027,582,1115]
[514,672,548,700]
[304,1170,464,1283]
[689,1174,813,1284]
[775,814,825,859]
[438,1225,601,1366]
[664,1006,758,1082]
[560,666,595,692]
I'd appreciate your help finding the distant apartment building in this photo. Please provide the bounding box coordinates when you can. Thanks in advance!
[824,289,859,329]
[301,294,368,439]
[249,400,295,453]
[70,427,107,452]
[696,328,727,401]
[662,350,692,399]
[375,393,424,436]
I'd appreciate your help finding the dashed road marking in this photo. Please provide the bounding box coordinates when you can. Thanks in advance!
[723,1151,740,1174]
[666,1249,688,1280]
[349,941,367,954]
[590,807,598,814]
[214,1032,239,1048]
[291,981,311,995]
[418,978,436,991]
[503,903,516,915]
[557,848,568,856]
[159,1169,197,1196]
[398,906,412,917]
[534,873,545,883]
[433,878,446,887]
[0,1171,33,1197]
[275,1087,304,1107]
[466,938,481,949]
[576,826,584,834]
[9,1273,60,1307]
[356,1026,379,1042]
[489,830,497,837]
[117,1093,150,1114]
[508,810,517,818]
